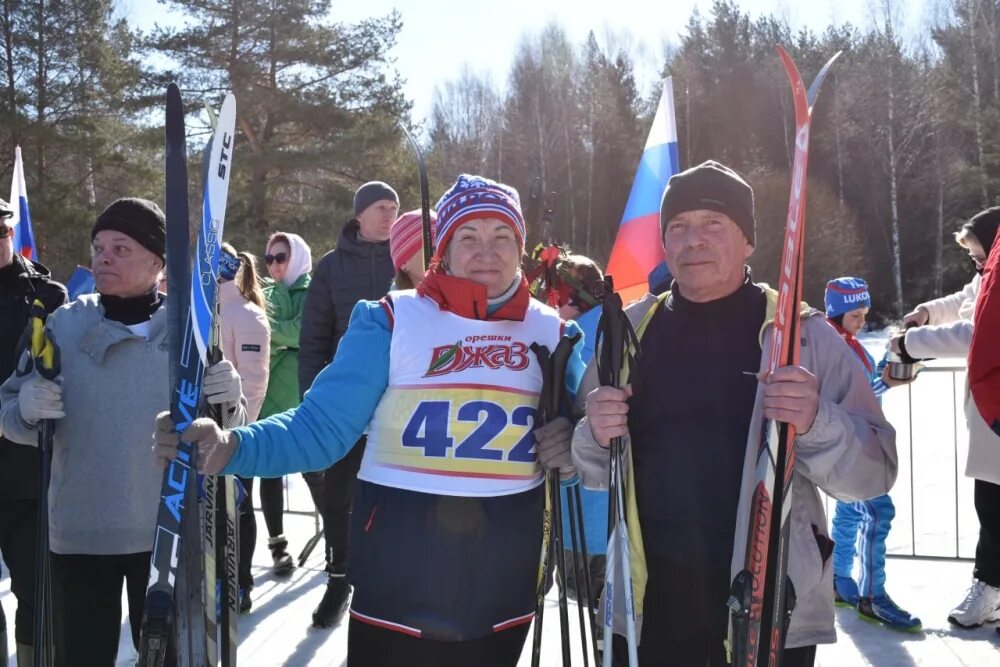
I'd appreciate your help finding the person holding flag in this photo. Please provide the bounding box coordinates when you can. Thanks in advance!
[0,197,66,666]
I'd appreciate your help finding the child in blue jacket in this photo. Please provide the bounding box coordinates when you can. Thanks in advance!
[826,277,921,632]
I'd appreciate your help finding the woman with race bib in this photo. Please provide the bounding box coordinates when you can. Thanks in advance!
[152,174,585,666]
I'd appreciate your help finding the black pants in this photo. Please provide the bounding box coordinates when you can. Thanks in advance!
[50,551,153,667]
[610,556,816,666]
[237,476,256,589]
[315,436,366,572]
[974,478,1000,587]
[0,499,38,645]
[346,616,529,666]
[259,476,285,538]
[260,473,326,539]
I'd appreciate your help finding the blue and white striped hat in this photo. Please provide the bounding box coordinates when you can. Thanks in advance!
[433,174,526,259]
[825,276,871,318]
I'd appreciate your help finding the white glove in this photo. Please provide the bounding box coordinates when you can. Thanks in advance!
[534,416,577,481]
[19,376,65,424]
[204,359,242,405]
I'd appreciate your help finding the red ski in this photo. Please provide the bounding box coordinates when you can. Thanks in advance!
[726,46,840,667]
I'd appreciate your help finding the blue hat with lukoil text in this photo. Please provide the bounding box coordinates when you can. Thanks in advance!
[825,277,871,318]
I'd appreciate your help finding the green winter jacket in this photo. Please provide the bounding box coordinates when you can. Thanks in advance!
[260,272,311,418]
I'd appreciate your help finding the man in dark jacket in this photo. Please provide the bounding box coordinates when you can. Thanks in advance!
[0,200,67,666]
[298,181,398,628]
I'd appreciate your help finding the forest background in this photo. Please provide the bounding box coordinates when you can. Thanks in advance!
[1,0,994,320]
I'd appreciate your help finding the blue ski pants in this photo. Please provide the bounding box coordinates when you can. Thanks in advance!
[832,494,895,598]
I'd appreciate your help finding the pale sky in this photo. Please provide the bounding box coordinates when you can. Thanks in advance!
[123,0,933,124]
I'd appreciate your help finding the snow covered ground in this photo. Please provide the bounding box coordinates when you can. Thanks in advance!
[4,333,1000,665]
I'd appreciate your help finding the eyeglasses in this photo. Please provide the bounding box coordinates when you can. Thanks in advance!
[0,224,10,239]
[264,252,288,265]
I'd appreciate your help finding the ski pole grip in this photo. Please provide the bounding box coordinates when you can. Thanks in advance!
[548,333,581,420]
[30,299,60,380]
[595,276,625,388]
[530,343,553,422]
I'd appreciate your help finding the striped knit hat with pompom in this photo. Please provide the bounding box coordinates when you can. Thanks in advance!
[433,174,526,259]
[389,209,438,270]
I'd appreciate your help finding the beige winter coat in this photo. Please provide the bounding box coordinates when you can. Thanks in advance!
[571,287,897,649]
[904,274,1000,484]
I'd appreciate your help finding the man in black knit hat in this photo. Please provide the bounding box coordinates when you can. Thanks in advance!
[298,181,399,628]
[0,198,66,667]
[573,161,897,665]
[0,198,246,665]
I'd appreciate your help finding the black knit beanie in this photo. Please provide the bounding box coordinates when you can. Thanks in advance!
[353,181,399,217]
[91,198,166,262]
[659,160,756,246]
[966,206,1000,258]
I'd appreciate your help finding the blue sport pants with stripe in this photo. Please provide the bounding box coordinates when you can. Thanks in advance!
[831,494,896,598]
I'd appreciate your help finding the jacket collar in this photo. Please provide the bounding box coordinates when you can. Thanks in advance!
[338,219,390,258]
[78,294,168,364]
[416,268,530,321]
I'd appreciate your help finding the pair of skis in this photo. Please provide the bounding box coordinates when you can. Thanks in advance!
[725,47,841,667]
[137,84,238,667]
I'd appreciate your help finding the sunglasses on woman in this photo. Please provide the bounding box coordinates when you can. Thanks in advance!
[265,252,288,265]
[0,225,10,239]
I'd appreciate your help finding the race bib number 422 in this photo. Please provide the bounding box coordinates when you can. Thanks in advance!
[370,387,541,480]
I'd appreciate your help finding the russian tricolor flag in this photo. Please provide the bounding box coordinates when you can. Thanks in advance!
[9,146,36,260]
[606,78,680,304]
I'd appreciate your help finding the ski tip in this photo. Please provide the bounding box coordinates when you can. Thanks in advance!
[806,51,843,107]
[220,93,236,118]
[775,45,802,85]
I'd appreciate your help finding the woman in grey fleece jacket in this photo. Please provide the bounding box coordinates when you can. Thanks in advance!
[0,198,246,666]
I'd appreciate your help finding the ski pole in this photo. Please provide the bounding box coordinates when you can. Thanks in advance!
[27,299,58,667]
[529,343,554,667]
[547,335,582,667]
[207,303,239,667]
[564,483,592,667]
[595,276,639,667]
[571,482,600,664]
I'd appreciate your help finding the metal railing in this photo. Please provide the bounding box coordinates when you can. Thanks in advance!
[825,362,977,562]
[259,366,978,563]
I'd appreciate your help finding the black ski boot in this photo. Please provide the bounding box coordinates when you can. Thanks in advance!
[268,535,295,576]
[0,629,7,667]
[312,571,351,629]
